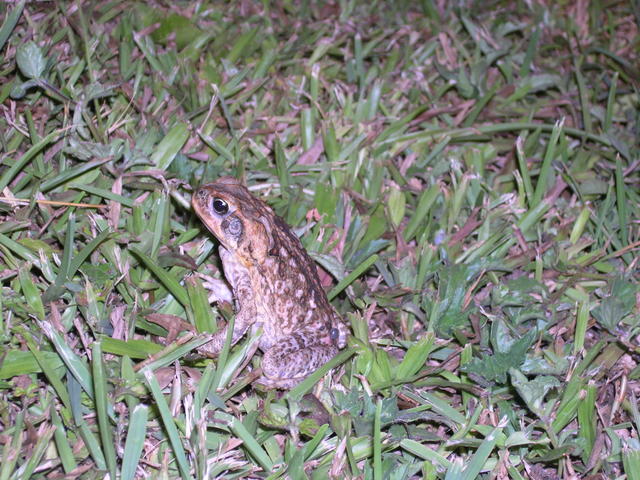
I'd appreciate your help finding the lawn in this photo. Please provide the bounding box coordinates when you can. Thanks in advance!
[0,1,639,479]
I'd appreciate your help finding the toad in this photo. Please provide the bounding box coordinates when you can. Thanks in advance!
[192,177,348,388]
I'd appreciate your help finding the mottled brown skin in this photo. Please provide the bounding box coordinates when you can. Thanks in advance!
[192,176,348,389]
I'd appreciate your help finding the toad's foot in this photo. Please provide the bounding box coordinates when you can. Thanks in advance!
[259,342,339,389]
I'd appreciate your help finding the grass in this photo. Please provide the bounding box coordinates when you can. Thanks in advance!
[0,1,639,478]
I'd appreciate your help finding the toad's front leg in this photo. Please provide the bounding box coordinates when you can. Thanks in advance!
[197,317,253,357]
[258,330,339,389]
[198,267,256,356]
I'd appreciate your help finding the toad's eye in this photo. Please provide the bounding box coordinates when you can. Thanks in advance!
[212,198,229,215]
[330,328,339,340]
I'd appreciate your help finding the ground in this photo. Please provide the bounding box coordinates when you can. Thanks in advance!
[0,1,639,479]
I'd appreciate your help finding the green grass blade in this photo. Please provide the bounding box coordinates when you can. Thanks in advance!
[396,333,435,380]
[574,58,592,133]
[17,264,45,320]
[21,329,71,410]
[142,368,192,479]
[226,28,258,63]
[459,424,502,480]
[50,405,78,473]
[615,155,628,247]
[12,424,56,479]
[39,321,94,399]
[214,411,273,473]
[69,183,135,207]
[137,335,213,373]
[77,416,107,470]
[100,336,163,358]
[400,439,452,469]
[40,157,111,192]
[373,398,382,480]
[624,449,640,480]
[92,342,117,479]
[0,411,24,480]
[186,275,215,334]
[0,129,62,192]
[121,405,150,480]
[150,192,169,258]
[58,212,76,284]
[130,247,189,307]
[578,383,597,462]
[604,72,618,133]
[0,0,24,52]
[531,118,564,207]
[0,233,39,263]
[68,228,112,280]
[150,122,189,171]
[328,254,378,300]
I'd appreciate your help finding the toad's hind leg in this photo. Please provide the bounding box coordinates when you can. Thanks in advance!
[259,333,339,389]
